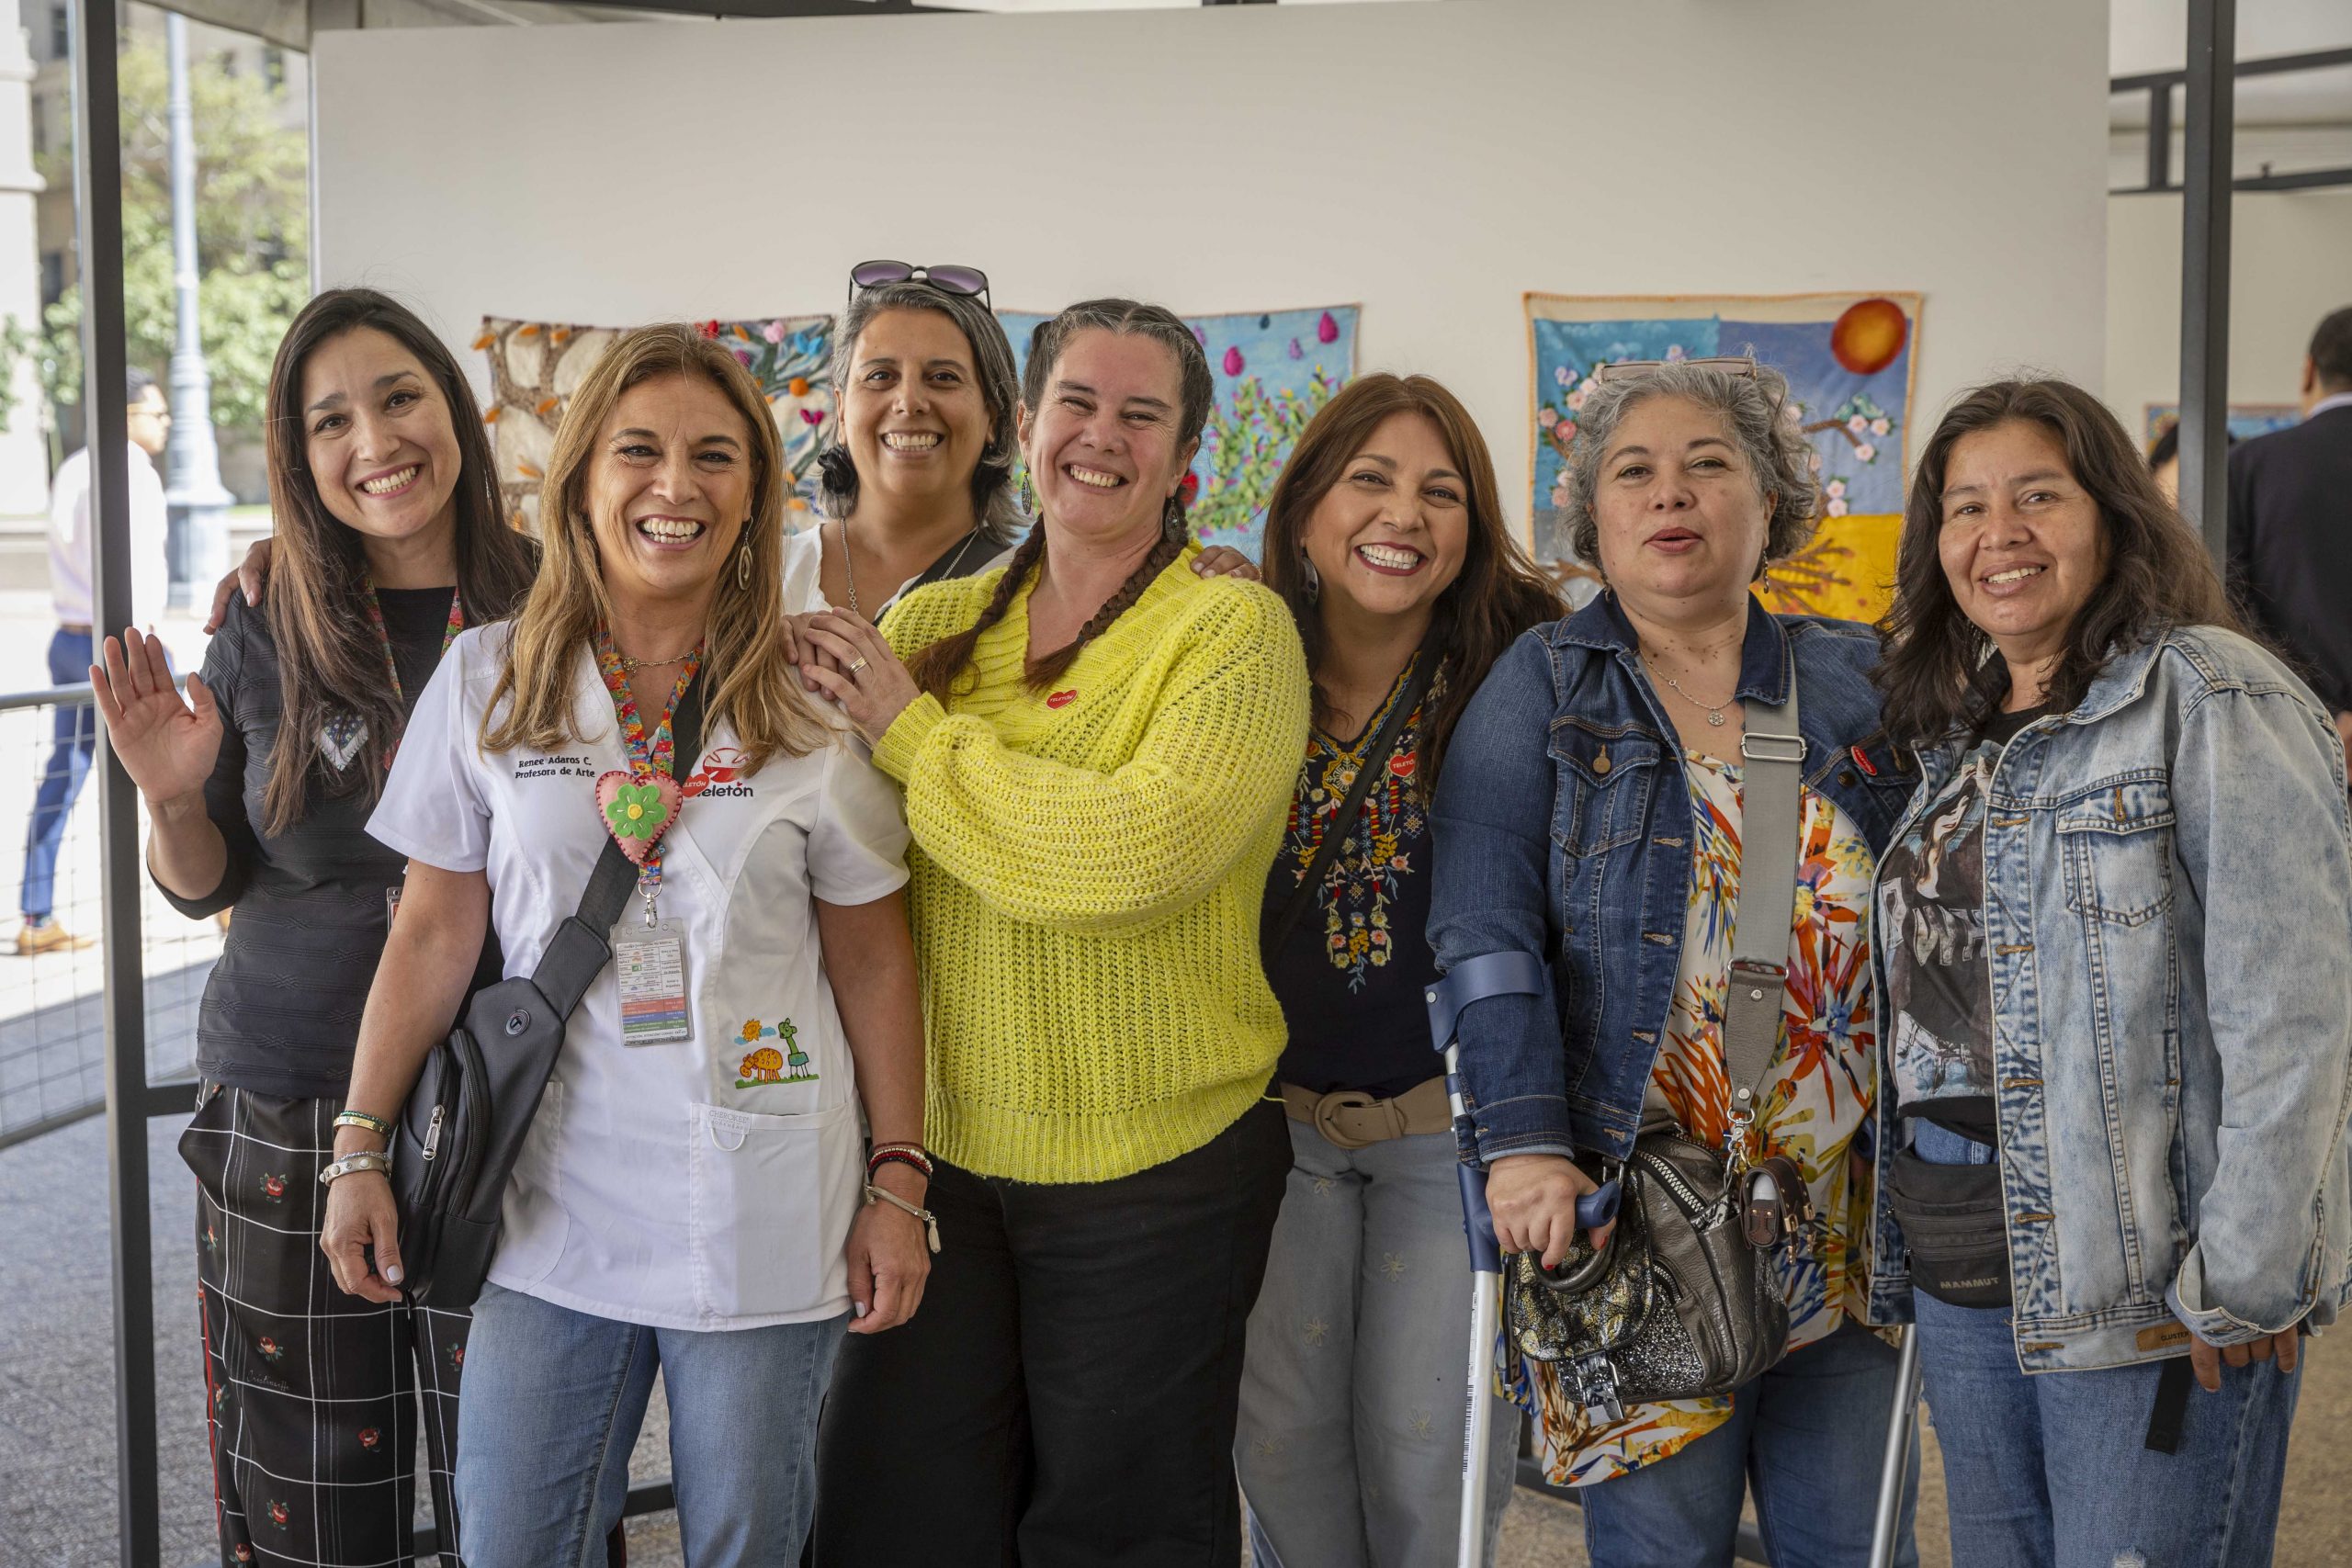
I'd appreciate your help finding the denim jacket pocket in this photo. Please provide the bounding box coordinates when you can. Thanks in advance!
[1548,716,1665,860]
[2056,776,2177,928]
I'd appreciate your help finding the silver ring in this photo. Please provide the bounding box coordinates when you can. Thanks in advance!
[848,657,869,674]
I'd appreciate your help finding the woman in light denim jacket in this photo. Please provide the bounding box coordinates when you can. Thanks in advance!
[1429,360,1921,1567]
[1868,378,2352,1568]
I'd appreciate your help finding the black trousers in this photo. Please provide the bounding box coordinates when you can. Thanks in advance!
[811,1097,1290,1567]
[182,1084,467,1567]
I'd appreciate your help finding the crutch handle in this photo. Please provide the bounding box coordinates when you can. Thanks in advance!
[1577,1178,1622,1230]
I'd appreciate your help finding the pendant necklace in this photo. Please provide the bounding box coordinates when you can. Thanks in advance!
[1645,658,1735,728]
[839,520,985,619]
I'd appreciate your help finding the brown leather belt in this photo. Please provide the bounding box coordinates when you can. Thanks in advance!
[1280,1076,1452,1149]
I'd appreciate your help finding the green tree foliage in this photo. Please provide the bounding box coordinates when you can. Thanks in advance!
[38,36,307,431]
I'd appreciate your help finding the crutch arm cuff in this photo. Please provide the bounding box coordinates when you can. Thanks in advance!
[1425,949,1548,1053]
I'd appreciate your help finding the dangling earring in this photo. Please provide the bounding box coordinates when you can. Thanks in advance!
[1018,472,1035,516]
[736,539,753,590]
[1163,495,1183,536]
[1299,550,1321,601]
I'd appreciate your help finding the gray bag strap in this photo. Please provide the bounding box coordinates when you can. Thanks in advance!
[1722,660,1804,1133]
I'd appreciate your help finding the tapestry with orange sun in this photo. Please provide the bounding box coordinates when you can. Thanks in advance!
[1524,291,1923,624]
[477,314,834,536]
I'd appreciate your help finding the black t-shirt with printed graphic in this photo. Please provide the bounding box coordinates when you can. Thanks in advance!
[1877,704,2047,1142]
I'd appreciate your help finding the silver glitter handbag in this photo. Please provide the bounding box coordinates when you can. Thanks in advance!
[1499,674,1816,1421]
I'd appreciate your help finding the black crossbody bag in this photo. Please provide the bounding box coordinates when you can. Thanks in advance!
[388,676,704,1308]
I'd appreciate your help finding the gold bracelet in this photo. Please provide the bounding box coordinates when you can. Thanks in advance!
[863,1182,942,1255]
[334,1109,395,1137]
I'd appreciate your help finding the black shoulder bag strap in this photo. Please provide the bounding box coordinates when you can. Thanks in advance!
[1268,639,1441,954]
[531,672,707,1019]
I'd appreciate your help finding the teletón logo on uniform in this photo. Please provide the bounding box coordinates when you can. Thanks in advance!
[682,746,754,798]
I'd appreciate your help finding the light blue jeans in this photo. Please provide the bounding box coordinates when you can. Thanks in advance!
[1577,1319,1920,1568]
[455,1281,847,1567]
[1237,1122,1517,1568]
[1910,1120,2304,1567]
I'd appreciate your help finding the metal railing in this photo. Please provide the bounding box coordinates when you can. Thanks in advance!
[0,678,213,1151]
[2111,44,2352,195]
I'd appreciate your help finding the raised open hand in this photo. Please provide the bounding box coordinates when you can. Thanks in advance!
[90,626,220,808]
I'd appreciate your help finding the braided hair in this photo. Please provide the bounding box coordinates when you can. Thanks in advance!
[909,299,1212,698]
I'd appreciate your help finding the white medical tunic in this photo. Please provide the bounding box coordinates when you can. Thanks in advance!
[370,624,910,1330]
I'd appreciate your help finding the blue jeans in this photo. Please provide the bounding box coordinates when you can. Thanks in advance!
[1909,1122,2304,1568]
[1577,1320,1920,1568]
[456,1281,846,1567]
[20,627,95,920]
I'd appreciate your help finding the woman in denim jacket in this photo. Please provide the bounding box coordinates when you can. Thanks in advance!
[1868,378,2352,1567]
[1429,360,1920,1567]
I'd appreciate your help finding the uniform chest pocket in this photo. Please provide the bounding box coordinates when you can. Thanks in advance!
[1549,718,1664,858]
[2056,778,2176,927]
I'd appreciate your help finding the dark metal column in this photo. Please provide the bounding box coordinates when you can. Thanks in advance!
[2177,0,2234,559]
[68,0,159,1559]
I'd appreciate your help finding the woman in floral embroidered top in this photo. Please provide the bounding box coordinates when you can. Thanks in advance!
[1234,375,1561,1566]
[1430,360,1923,1568]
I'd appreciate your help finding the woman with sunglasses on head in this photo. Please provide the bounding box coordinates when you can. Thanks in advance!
[802,299,1310,1568]
[1427,359,1922,1567]
[89,288,536,1566]
[786,260,1260,626]
[1233,374,1562,1567]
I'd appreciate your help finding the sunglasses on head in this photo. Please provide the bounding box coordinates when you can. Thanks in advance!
[847,260,991,312]
[1591,355,1760,385]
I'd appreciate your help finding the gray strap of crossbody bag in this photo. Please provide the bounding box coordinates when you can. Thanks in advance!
[1722,659,1804,1142]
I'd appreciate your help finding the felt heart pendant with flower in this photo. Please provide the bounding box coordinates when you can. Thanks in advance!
[596,770,682,867]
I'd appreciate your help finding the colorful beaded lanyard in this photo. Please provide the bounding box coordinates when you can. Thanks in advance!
[358,578,463,768]
[591,626,704,917]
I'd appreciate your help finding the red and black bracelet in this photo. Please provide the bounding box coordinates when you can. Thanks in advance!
[867,1145,933,1182]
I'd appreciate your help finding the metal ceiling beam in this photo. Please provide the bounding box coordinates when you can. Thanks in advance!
[2177,0,2234,562]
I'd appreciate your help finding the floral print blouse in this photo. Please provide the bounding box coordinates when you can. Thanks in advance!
[1516,749,1883,1487]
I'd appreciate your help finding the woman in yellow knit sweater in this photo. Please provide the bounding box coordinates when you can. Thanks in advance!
[799,299,1311,1566]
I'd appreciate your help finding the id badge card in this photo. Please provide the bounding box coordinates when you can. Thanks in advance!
[614,919,694,1045]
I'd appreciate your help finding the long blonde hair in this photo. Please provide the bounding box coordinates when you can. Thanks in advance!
[482,323,830,771]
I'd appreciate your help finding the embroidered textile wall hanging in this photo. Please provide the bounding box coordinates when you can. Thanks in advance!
[999,304,1360,559]
[478,315,834,534]
[1525,291,1924,622]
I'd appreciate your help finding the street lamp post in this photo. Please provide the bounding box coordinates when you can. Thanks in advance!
[164,12,232,606]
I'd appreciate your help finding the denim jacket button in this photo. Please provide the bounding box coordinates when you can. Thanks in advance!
[1593,749,1611,775]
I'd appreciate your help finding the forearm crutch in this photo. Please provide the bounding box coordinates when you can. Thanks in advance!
[1867,1325,1923,1568]
[1427,951,1609,1568]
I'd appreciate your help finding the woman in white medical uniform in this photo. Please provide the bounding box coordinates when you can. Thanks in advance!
[320,323,930,1566]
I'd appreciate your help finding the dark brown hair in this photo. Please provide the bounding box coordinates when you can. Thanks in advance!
[1874,377,2240,750]
[1261,374,1564,784]
[908,299,1212,697]
[260,288,536,834]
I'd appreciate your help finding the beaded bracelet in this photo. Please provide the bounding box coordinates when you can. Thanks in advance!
[868,1147,933,1181]
[334,1110,395,1138]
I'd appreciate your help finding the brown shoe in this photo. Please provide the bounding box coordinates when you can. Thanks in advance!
[14,918,95,954]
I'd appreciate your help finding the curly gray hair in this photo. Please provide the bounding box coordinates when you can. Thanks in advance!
[1563,360,1820,580]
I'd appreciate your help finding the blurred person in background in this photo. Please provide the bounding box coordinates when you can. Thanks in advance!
[15,367,170,954]
[2228,304,2352,773]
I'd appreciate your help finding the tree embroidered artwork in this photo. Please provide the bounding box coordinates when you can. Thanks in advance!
[1524,292,1924,622]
